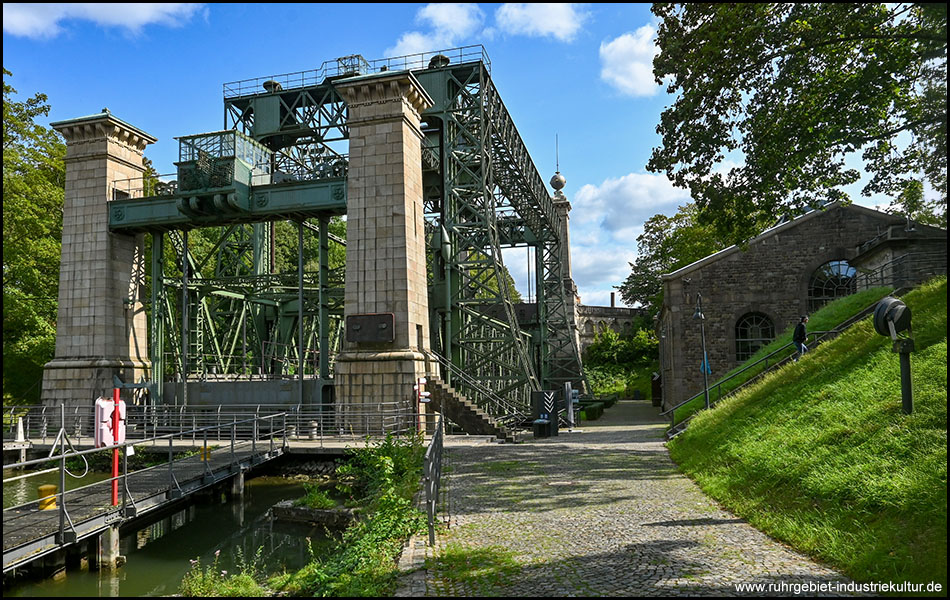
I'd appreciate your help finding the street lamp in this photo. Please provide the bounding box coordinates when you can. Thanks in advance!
[693,293,710,410]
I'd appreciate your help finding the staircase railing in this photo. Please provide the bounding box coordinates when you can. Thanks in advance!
[661,296,886,434]
[424,350,529,426]
[422,413,444,546]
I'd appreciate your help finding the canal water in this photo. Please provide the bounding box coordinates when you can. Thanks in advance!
[4,468,113,510]
[4,475,334,597]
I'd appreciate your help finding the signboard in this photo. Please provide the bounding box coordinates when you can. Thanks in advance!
[346,313,395,343]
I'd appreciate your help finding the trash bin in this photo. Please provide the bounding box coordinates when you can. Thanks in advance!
[532,418,551,439]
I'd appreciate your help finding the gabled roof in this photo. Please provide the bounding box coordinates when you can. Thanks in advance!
[660,202,908,281]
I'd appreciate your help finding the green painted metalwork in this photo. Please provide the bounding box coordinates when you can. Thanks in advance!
[111,45,584,420]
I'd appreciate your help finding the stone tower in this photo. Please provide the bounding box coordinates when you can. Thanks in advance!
[41,110,156,410]
[333,72,435,425]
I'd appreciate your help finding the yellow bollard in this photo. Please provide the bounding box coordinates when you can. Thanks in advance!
[38,484,58,510]
[200,447,212,461]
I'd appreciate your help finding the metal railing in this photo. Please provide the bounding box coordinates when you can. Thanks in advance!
[422,414,444,547]
[3,405,286,571]
[855,251,946,291]
[4,401,423,448]
[424,350,529,426]
[660,330,831,429]
[223,45,491,98]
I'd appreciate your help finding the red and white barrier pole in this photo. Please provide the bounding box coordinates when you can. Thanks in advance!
[112,387,120,506]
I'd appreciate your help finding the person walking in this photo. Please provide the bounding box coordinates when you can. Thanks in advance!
[793,315,808,361]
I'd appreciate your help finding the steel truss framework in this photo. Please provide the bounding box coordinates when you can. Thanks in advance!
[113,46,586,420]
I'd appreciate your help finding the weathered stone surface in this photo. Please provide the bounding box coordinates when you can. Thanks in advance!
[334,72,435,427]
[41,112,155,410]
[271,500,355,528]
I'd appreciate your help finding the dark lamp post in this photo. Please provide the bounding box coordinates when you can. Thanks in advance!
[693,293,710,410]
[873,297,914,414]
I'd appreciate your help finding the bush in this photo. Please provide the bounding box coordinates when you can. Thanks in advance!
[295,483,337,509]
[270,433,427,597]
[180,547,266,597]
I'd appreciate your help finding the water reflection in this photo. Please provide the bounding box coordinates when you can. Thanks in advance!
[5,476,335,597]
[3,469,112,510]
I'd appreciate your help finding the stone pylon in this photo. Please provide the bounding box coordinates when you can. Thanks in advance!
[41,110,156,411]
[551,175,584,389]
[333,72,435,430]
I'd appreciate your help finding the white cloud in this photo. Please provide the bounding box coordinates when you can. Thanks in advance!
[572,172,692,241]
[599,26,660,97]
[386,3,484,57]
[494,3,589,42]
[568,171,692,306]
[3,3,204,39]
[571,244,638,292]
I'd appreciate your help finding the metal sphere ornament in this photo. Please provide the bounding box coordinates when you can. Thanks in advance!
[550,171,566,191]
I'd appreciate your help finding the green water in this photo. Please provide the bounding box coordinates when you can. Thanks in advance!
[4,476,335,597]
[4,468,113,510]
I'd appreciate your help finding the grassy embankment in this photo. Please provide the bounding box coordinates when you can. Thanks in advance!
[672,285,894,423]
[669,277,947,591]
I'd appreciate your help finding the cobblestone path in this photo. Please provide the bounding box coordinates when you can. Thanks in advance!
[397,399,858,597]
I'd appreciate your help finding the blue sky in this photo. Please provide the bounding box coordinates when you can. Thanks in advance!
[3,3,892,307]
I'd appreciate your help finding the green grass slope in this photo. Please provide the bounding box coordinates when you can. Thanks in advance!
[673,285,894,423]
[668,277,947,592]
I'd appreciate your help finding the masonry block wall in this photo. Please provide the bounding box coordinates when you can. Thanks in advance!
[333,72,435,430]
[658,204,909,410]
[577,305,646,354]
[42,111,156,410]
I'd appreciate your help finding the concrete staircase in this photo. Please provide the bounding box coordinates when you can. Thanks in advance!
[427,375,518,443]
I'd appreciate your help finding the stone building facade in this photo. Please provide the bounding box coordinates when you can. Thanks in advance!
[576,303,647,354]
[657,203,946,410]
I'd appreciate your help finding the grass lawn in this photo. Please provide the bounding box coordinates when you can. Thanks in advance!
[672,285,895,424]
[669,277,947,592]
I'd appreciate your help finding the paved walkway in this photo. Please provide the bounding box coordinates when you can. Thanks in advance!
[397,399,858,597]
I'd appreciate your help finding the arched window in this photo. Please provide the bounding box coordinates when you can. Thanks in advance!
[735,313,775,362]
[808,260,856,312]
[584,321,594,335]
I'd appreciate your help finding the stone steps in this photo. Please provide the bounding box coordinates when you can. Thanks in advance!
[427,376,516,443]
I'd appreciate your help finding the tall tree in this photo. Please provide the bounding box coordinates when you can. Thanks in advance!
[617,203,725,316]
[649,3,947,244]
[3,68,66,403]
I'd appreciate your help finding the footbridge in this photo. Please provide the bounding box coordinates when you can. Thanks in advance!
[41,45,587,448]
[2,400,426,574]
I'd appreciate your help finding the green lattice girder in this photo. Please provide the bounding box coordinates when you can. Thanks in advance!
[121,48,584,416]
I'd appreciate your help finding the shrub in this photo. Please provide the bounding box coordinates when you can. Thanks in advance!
[295,483,337,509]
[180,547,266,597]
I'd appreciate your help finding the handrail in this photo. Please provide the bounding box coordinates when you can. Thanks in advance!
[659,331,830,419]
[4,401,423,445]
[424,350,528,423]
[422,414,444,546]
[662,296,885,430]
[3,412,285,471]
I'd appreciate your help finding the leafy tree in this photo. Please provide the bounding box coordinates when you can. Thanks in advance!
[886,178,945,228]
[585,326,658,368]
[617,203,725,316]
[3,68,66,403]
[649,3,948,244]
